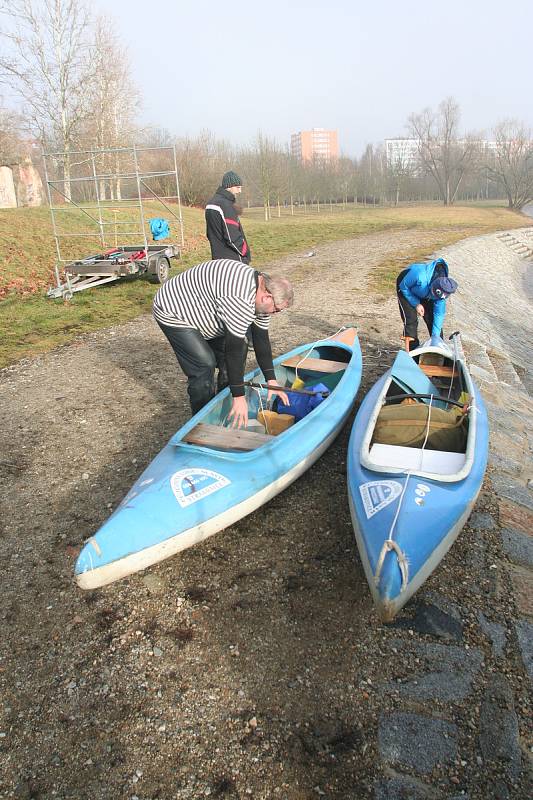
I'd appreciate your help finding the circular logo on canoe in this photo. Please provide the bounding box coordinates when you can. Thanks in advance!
[170,468,231,508]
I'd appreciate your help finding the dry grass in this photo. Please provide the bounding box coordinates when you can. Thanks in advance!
[0,202,530,368]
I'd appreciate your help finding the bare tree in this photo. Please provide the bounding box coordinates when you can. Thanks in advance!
[358,144,380,205]
[82,16,141,200]
[173,130,234,206]
[483,121,533,209]
[409,98,478,206]
[0,0,94,200]
[334,156,357,207]
[243,133,282,221]
[385,144,416,206]
[0,103,26,163]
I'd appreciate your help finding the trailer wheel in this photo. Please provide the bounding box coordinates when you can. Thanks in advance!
[150,255,170,284]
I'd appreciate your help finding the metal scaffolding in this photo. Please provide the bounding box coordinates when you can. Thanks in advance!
[44,144,184,296]
[43,145,184,264]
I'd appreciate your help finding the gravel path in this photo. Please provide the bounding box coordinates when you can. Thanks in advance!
[0,228,531,800]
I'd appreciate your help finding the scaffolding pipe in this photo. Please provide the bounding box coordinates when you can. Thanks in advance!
[90,150,105,247]
[47,170,178,183]
[44,144,180,157]
[132,143,148,254]
[172,144,185,246]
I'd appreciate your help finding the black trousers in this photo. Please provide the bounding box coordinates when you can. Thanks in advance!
[396,270,442,350]
[157,323,247,415]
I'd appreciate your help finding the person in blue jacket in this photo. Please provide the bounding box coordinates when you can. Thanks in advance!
[396,258,458,350]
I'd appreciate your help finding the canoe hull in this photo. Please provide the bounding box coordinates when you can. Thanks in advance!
[77,422,342,590]
[348,477,482,622]
[76,333,362,589]
[347,343,489,620]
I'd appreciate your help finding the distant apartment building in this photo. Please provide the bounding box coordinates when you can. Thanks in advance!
[385,138,420,169]
[385,137,502,169]
[291,128,339,162]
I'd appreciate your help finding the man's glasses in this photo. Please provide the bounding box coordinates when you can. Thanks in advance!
[268,294,285,313]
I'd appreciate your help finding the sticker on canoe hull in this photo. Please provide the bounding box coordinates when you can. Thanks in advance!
[415,482,431,506]
[171,468,231,508]
[359,480,403,519]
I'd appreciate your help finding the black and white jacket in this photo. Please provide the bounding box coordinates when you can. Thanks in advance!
[205,187,251,264]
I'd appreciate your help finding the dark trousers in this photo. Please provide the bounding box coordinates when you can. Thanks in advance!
[396,270,442,350]
[157,323,247,415]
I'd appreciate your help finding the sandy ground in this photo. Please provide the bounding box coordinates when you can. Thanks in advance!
[0,229,529,799]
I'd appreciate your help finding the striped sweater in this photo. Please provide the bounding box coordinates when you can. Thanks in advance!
[153,259,270,338]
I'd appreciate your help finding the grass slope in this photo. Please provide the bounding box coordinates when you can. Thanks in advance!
[0,202,530,368]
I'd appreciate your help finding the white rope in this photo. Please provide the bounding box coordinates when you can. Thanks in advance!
[229,326,351,432]
[419,396,434,456]
[250,385,270,434]
[373,396,435,594]
[446,349,457,404]
[293,326,347,381]
[374,538,410,591]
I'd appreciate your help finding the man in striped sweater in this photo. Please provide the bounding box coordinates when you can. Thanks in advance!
[153,259,293,428]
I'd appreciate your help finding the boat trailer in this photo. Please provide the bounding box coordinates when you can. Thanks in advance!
[44,144,184,300]
[47,243,180,300]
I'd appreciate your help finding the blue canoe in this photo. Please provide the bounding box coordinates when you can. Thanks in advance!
[76,329,362,589]
[347,336,489,621]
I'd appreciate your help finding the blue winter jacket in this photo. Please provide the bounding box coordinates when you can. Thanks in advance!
[398,258,449,336]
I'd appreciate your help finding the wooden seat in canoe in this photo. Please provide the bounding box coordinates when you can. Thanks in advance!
[182,423,274,451]
[280,356,347,373]
[419,364,457,378]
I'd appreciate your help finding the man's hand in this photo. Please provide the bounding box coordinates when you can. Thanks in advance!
[266,378,289,407]
[227,395,248,429]
[416,304,425,317]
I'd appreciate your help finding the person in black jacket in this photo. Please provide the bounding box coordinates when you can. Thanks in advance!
[205,171,251,263]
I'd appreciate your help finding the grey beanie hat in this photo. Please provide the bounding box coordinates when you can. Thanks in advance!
[221,170,242,189]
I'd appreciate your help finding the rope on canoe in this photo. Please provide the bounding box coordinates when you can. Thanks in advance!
[250,385,270,434]
[374,537,410,591]
[293,326,348,381]
[248,326,350,431]
[373,395,435,595]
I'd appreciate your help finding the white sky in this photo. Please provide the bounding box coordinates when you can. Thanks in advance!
[94,0,533,157]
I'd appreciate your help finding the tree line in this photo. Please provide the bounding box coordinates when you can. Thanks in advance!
[1,3,532,212]
[0,0,140,201]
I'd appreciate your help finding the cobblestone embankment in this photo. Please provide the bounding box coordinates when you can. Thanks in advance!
[372,228,533,799]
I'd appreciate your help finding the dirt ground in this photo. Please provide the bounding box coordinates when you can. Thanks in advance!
[0,231,526,800]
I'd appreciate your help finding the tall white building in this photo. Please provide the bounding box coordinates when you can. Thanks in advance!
[385,138,420,169]
[385,137,503,169]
